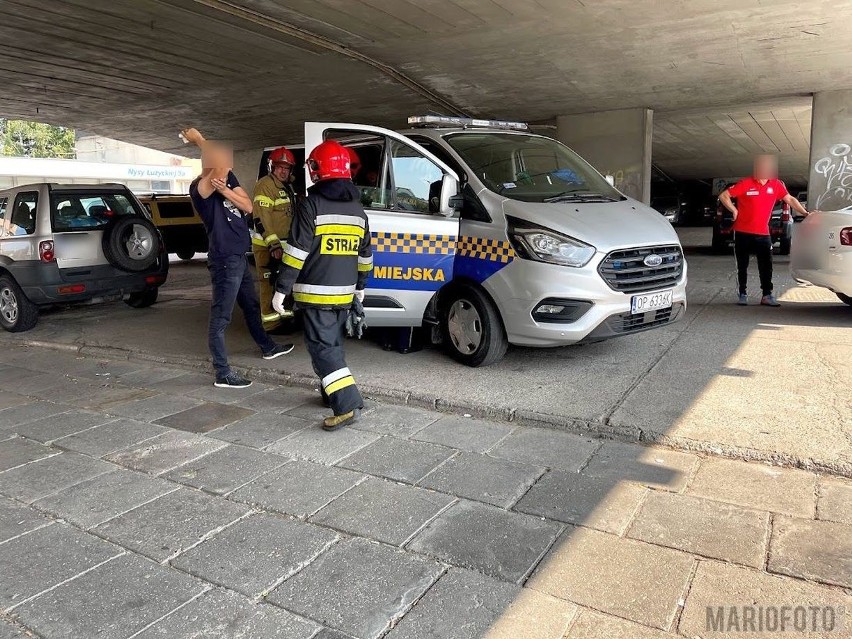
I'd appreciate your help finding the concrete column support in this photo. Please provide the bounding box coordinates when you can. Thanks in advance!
[556,108,653,204]
[232,148,265,192]
[808,91,852,211]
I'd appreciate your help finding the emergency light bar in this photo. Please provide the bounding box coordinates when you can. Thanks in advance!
[408,115,528,131]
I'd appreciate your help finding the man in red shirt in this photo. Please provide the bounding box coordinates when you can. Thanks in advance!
[719,155,813,306]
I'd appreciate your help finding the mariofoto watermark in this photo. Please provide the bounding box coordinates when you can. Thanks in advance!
[706,605,846,633]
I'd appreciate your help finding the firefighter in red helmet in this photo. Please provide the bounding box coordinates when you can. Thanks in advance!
[252,146,297,332]
[272,140,373,430]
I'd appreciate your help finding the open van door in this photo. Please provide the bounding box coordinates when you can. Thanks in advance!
[304,122,461,327]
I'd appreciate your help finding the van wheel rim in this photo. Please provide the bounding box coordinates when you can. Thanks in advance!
[125,224,154,260]
[448,299,482,354]
[0,288,18,324]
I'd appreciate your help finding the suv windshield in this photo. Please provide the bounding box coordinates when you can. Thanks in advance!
[444,132,624,203]
[51,191,141,232]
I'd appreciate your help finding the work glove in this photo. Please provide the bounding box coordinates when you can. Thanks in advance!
[269,247,283,261]
[272,292,287,315]
[354,289,365,303]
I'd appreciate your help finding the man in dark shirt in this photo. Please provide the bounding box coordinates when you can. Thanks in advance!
[183,128,292,388]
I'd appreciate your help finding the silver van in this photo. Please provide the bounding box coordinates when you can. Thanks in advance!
[267,117,687,366]
[0,183,168,332]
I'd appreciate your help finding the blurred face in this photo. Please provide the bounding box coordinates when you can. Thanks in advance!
[271,162,292,181]
[202,142,233,171]
[754,155,778,180]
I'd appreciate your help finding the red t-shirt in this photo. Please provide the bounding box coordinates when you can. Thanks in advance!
[728,177,788,235]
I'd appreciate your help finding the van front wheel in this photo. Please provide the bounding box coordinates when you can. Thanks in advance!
[441,285,508,367]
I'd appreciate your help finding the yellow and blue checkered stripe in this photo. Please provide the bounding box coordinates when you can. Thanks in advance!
[368,232,514,288]
[456,237,515,264]
[372,232,455,255]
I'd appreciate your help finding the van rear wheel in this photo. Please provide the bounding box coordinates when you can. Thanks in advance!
[441,285,508,367]
[0,275,39,332]
[176,250,195,261]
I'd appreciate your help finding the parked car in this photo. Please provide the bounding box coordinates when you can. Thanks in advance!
[0,183,167,332]
[263,116,688,366]
[712,194,793,255]
[139,193,207,260]
[791,207,852,306]
[650,195,684,225]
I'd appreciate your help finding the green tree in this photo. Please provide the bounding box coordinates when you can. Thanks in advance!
[0,119,76,158]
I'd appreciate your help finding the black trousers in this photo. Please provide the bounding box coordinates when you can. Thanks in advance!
[301,307,363,416]
[734,232,773,296]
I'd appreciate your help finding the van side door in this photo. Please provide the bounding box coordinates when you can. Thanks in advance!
[304,123,460,327]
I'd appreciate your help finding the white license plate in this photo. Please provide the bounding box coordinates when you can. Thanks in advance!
[631,290,673,315]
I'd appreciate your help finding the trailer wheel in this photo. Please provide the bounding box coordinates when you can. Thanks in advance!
[440,284,508,367]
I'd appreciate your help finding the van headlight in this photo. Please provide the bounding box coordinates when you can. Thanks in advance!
[508,218,596,267]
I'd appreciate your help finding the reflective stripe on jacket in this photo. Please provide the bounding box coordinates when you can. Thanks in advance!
[275,179,372,309]
[251,174,295,248]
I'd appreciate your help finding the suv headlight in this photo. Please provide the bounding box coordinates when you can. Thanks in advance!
[508,217,596,267]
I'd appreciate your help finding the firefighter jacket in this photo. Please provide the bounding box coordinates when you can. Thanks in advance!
[275,179,373,309]
[251,174,295,252]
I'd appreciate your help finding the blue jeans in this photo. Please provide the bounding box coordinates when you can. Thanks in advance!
[208,254,275,378]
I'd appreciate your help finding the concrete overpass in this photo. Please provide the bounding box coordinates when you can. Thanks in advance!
[1,0,851,205]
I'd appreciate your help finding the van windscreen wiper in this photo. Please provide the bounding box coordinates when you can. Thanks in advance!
[544,191,622,203]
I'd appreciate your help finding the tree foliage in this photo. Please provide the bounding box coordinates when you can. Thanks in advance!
[0,118,76,158]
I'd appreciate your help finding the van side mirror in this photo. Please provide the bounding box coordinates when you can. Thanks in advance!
[439,174,461,217]
[605,175,616,186]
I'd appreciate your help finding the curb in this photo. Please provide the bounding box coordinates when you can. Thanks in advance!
[6,336,851,479]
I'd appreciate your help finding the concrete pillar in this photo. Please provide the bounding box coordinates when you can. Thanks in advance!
[808,91,852,211]
[232,148,264,192]
[556,108,653,204]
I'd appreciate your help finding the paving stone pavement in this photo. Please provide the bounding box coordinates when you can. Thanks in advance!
[0,346,850,638]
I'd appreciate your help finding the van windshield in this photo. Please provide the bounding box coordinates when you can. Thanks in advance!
[444,132,624,203]
[51,191,142,232]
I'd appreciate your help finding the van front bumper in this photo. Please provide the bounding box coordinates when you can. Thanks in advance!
[486,258,688,347]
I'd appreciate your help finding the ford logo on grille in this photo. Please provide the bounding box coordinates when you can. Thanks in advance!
[644,254,663,267]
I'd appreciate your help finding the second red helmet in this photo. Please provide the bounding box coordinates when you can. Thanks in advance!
[268,146,295,167]
[306,140,351,183]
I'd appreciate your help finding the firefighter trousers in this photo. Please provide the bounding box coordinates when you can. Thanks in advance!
[252,245,282,332]
[302,307,363,416]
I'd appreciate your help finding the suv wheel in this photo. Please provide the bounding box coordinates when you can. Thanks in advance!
[441,285,508,367]
[176,250,195,261]
[125,288,159,308]
[103,217,161,272]
[0,275,38,332]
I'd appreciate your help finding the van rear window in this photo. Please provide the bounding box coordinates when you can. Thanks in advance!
[50,192,140,232]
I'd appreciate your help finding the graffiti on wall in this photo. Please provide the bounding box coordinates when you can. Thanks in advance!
[813,143,852,209]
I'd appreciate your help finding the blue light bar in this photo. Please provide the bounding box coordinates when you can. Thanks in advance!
[408,115,528,131]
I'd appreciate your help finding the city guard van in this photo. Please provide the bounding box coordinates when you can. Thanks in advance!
[263,116,687,366]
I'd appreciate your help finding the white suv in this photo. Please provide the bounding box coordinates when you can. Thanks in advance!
[0,183,168,332]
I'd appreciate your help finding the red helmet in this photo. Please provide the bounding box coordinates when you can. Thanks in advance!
[346,147,361,175]
[307,140,351,183]
[268,146,295,167]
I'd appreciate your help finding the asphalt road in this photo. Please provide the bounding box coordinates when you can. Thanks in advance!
[3,227,850,474]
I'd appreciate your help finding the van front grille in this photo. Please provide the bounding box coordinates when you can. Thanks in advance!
[598,245,683,293]
[608,307,674,333]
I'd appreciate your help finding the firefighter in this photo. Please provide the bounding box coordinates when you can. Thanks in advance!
[272,139,373,431]
[252,146,297,332]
